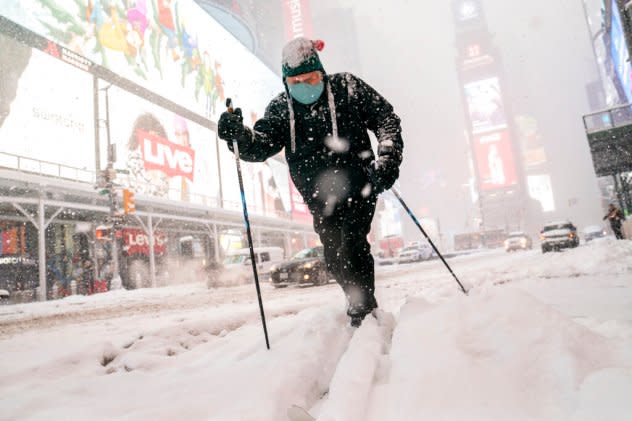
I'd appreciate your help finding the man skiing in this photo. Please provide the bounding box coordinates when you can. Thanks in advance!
[218,37,403,326]
[603,203,626,240]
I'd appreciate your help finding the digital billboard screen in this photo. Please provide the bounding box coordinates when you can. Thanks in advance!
[464,77,508,134]
[610,0,632,103]
[107,84,220,205]
[454,0,483,23]
[527,174,555,212]
[472,130,518,190]
[0,0,282,122]
[0,34,94,177]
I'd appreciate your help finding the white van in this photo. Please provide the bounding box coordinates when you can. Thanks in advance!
[222,247,284,276]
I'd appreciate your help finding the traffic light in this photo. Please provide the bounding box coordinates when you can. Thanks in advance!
[123,189,136,214]
[95,225,112,240]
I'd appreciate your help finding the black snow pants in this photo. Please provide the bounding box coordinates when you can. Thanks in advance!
[311,195,378,317]
[611,222,625,239]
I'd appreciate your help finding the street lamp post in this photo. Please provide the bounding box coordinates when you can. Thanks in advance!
[100,84,123,289]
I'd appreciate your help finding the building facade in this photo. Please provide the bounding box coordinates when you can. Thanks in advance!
[0,1,318,302]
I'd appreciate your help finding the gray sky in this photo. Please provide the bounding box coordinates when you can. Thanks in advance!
[315,0,604,240]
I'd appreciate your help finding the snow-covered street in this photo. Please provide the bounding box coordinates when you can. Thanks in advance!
[1,240,632,420]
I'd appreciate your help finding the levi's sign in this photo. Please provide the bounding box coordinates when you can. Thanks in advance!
[122,228,167,256]
[137,129,195,181]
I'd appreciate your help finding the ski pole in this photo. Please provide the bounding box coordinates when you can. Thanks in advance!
[389,185,468,295]
[225,98,271,349]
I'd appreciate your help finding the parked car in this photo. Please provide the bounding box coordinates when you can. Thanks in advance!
[0,288,9,304]
[503,231,533,252]
[583,225,608,242]
[397,244,432,264]
[223,247,284,277]
[373,250,399,266]
[540,221,579,253]
[269,246,332,288]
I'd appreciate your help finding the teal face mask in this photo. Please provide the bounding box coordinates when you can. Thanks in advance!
[288,81,325,105]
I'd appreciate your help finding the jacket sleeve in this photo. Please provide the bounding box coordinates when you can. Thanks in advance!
[346,73,404,169]
[227,97,288,162]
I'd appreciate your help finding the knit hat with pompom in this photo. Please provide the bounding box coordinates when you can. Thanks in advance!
[282,38,325,78]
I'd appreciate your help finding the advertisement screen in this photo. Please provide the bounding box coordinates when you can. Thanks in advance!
[472,130,518,190]
[610,0,632,103]
[464,77,507,134]
[454,0,482,23]
[0,35,94,176]
[282,0,313,40]
[0,0,282,122]
[107,84,220,205]
[527,174,555,212]
[0,1,305,219]
[249,159,292,218]
[515,115,547,169]
[379,196,402,238]
[290,181,312,223]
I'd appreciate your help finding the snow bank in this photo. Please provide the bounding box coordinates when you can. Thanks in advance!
[466,239,632,288]
[370,287,630,420]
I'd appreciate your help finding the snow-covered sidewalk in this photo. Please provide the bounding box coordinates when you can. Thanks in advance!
[1,240,632,420]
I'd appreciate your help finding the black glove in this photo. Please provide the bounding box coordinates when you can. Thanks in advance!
[367,159,399,195]
[218,108,244,141]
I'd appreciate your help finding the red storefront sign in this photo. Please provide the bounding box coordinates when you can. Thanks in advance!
[122,228,167,256]
[136,129,195,181]
[473,130,517,190]
[281,0,313,40]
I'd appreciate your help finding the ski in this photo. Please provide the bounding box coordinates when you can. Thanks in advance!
[287,404,315,421]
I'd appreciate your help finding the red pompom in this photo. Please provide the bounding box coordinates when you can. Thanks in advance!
[313,39,325,52]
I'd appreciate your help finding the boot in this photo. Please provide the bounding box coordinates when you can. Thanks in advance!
[347,293,378,327]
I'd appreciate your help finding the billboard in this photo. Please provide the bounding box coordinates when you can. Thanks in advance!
[0,1,309,219]
[610,0,632,103]
[107,84,220,204]
[254,159,292,217]
[0,35,94,175]
[282,0,313,40]
[464,77,507,134]
[472,130,518,190]
[289,180,312,223]
[0,0,282,122]
[527,174,555,212]
[515,115,547,169]
[379,196,402,238]
[107,86,296,214]
[454,0,483,23]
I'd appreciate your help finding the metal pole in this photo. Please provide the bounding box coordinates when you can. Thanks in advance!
[390,187,468,295]
[148,214,157,288]
[93,75,101,173]
[226,98,270,350]
[37,195,46,301]
[213,223,220,263]
[104,85,122,290]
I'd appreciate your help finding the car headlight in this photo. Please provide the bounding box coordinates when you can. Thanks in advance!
[269,265,278,272]
[520,238,527,245]
[302,262,313,269]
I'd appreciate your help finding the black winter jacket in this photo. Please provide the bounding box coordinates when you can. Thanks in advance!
[230,73,403,212]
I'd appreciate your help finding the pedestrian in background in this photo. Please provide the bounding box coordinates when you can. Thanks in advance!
[603,203,626,240]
